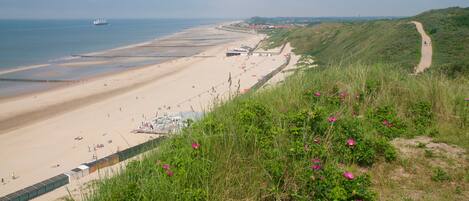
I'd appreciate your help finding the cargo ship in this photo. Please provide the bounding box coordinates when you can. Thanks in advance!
[93,18,108,25]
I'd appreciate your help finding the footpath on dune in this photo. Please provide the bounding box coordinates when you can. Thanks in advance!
[411,21,433,74]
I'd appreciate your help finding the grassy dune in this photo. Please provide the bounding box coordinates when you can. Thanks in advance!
[415,7,469,76]
[264,21,421,72]
[265,7,469,77]
[87,8,469,201]
[88,64,468,201]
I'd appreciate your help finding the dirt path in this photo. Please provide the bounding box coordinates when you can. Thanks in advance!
[411,21,433,73]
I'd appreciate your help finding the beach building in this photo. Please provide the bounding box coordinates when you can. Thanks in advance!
[226,46,252,57]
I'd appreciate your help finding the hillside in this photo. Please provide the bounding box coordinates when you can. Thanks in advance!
[246,16,396,26]
[264,7,469,76]
[414,7,469,76]
[264,20,421,72]
[86,8,469,201]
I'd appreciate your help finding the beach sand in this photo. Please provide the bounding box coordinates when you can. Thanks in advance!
[0,25,294,199]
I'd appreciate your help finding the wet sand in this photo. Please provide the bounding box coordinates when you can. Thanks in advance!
[0,25,244,99]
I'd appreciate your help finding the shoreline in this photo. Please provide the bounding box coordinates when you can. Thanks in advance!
[0,23,296,198]
[0,22,244,133]
[0,22,231,100]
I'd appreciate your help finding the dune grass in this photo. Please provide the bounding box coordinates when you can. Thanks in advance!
[264,20,421,72]
[265,7,469,77]
[87,63,468,200]
[414,7,469,77]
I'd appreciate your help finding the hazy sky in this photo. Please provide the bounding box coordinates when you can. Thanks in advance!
[1,0,468,19]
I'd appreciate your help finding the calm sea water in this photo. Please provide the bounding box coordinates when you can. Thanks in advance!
[0,19,224,69]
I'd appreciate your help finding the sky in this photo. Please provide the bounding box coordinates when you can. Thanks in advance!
[0,0,468,19]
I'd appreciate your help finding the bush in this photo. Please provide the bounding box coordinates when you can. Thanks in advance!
[408,101,435,135]
[305,165,376,201]
[432,168,451,182]
[367,105,407,139]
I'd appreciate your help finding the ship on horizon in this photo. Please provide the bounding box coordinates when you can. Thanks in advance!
[93,18,108,26]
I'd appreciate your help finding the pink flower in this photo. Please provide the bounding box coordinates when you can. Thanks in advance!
[343,171,355,180]
[347,138,356,147]
[465,98,469,101]
[166,170,174,177]
[311,158,321,164]
[162,164,170,170]
[383,119,389,125]
[192,143,200,150]
[311,165,322,171]
[339,92,348,99]
[328,116,337,123]
[383,119,393,128]
[314,92,321,97]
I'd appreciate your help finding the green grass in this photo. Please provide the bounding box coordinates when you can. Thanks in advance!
[265,21,421,72]
[87,63,468,200]
[265,7,469,77]
[415,7,469,77]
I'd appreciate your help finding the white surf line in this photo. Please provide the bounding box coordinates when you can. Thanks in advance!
[0,64,49,76]
[411,21,433,74]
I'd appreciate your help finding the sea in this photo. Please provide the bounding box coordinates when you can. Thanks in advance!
[0,19,223,70]
[0,19,227,98]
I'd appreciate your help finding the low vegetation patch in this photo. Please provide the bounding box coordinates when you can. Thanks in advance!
[372,136,468,200]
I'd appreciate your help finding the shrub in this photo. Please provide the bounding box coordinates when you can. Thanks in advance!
[367,105,407,139]
[372,136,398,162]
[306,165,376,200]
[432,168,451,182]
[408,101,435,134]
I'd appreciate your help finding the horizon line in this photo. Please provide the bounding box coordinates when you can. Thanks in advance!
[0,16,409,20]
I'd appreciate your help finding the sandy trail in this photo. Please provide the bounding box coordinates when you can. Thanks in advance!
[412,21,433,73]
[0,26,294,199]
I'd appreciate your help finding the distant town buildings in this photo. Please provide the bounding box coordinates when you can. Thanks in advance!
[248,24,294,30]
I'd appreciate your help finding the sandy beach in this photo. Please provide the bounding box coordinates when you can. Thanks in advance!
[0,24,296,199]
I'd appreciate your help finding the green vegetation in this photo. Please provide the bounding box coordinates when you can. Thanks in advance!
[88,64,468,200]
[87,7,469,201]
[265,21,421,71]
[265,7,469,76]
[415,7,469,77]
[247,16,400,26]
